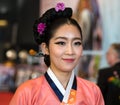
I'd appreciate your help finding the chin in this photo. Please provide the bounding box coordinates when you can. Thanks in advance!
[62,67,75,72]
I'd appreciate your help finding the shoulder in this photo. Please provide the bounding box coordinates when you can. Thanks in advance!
[76,77,105,104]
[77,77,103,96]
[16,76,45,93]
[9,76,46,104]
[77,77,99,90]
[98,67,112,75]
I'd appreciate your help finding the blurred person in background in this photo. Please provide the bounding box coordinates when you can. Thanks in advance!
[75,0,101,50]
[75,0,93,50]
[97,43,120,105]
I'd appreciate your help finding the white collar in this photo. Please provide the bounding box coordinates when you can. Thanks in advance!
[47,68,65,95]
[47,67,75,103]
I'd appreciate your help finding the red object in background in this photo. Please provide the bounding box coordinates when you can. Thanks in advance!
[0,92,14,105]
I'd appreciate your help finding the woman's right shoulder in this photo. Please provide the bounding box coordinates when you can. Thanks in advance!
[16,75,45,92]
[9,75,46,105]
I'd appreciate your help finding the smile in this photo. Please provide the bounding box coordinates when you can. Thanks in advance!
[63,58,75,63]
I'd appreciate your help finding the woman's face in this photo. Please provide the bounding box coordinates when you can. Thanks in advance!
[46,24,83,73]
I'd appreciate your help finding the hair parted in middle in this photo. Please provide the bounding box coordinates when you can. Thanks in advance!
[33,2,83,66]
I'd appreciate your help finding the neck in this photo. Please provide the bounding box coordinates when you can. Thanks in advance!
[50,68,72,89]
[59,72,72,89]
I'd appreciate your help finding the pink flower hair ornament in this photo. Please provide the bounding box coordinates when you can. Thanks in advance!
[55,3,65,12]
[37,23,46,35]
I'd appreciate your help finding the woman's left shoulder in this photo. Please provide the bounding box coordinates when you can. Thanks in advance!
[76,77,99,89]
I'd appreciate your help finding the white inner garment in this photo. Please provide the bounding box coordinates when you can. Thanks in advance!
[47,67,75,103]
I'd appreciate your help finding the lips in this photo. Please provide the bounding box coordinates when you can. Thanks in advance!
[63,58,75,63]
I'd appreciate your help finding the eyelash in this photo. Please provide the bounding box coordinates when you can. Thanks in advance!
[55,42,65,45]
[74,42,82,46]
[55,41,82,46]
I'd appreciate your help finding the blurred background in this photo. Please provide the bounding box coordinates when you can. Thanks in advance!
[0,0,39,59]
[0,0,120,104]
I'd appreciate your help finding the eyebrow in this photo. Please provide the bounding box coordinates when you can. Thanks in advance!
[54,36,82,41]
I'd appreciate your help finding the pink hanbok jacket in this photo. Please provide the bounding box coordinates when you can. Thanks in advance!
[9,75,104,105]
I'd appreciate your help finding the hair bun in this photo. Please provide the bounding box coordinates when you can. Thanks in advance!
[42,7,72,23]
[33,3,73,45]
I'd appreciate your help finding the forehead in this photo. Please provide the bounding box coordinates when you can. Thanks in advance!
[107,46,116,54]
[52,24,81,38]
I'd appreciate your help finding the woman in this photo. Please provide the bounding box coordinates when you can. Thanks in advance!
[9,3,104,105]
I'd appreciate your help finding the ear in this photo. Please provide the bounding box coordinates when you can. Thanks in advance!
[39,43,49,55]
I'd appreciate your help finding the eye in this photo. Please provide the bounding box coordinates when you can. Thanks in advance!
[55,41,66,46]
[74,41,82,46]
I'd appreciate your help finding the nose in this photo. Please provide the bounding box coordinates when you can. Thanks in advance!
[65,43,74,55]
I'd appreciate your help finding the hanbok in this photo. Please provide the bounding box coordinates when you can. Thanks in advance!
[9,68,104,105]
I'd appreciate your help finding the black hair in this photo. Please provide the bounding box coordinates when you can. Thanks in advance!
[33,4,82,66]
[111,43,120,58]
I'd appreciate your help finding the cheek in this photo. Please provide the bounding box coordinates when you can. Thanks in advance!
[49,45,62,58]
[107,54,114,62]
[77,47,83,57]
